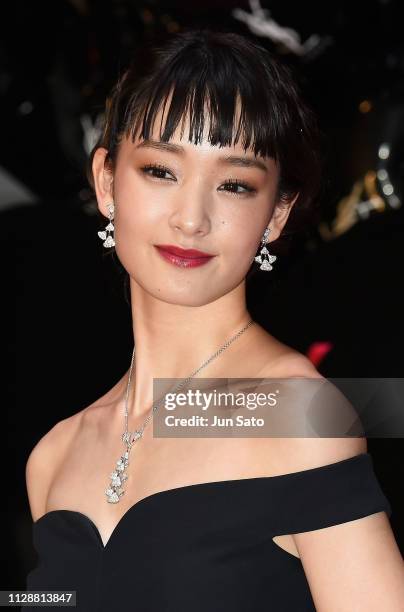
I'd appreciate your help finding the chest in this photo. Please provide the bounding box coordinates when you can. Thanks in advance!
[45,424,300,557]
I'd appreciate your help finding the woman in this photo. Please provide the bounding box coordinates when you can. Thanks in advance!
[25,29,404,610]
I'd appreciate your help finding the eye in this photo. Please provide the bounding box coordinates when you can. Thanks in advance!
[219,179,257,197]
[140,163,176,181]
[139,165,257,196]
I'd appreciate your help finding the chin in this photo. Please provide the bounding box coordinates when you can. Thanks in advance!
[130,274,235,307]
[149,285,225,307]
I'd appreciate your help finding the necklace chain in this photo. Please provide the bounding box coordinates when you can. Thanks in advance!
[105,318,255,503]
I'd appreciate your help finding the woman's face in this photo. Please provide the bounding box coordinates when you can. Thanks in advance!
[93,105,294,307]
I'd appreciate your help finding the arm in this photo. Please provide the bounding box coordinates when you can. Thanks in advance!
[291,437,404,611]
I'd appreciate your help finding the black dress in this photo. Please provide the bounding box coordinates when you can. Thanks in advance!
[26,452,391,611]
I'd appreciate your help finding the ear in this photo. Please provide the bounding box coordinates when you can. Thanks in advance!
[268,192,299,242]
[92,147,114,219]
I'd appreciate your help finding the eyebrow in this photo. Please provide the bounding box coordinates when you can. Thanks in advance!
[135,139,268,173]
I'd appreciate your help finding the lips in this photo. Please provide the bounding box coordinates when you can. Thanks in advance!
[154,244,215,268]
[155,244,214,258]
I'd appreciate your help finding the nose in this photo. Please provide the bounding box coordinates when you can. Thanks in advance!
[168,183,212,238]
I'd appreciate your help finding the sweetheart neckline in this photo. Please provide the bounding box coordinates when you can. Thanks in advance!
[33,452,369,550]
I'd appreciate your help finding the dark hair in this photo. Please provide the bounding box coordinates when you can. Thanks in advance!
[89,28,322,252]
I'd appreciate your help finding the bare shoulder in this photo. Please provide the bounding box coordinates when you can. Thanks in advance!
[25,408,86,521]
[25,375,126,521]
[253,329,323,379]
[252,330,367,473]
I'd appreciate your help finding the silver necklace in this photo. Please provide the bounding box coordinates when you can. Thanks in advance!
[105,318,255,503]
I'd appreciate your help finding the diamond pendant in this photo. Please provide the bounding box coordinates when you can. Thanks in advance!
[103,235,115,248]
[255,252,276,271]
[105,450,130,503]
[105,430,144,503]
[260,260,273,271]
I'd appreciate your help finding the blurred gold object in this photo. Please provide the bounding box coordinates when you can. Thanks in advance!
[319,170,386,241]
[359,100,372,113]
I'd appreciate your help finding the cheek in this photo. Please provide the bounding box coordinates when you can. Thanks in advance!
[219,218,253,258]
[112,173,162,241]
[219,199,272,259]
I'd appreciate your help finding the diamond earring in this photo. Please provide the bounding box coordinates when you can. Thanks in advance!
[254,227,277,271]
[97,202,115,248]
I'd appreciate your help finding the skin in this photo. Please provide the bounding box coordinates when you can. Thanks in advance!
[26,98,404,609]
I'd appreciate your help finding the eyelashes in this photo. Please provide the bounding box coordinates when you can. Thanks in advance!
[140,163,174,181]
[139,163,257,197]
[220,178,257,196]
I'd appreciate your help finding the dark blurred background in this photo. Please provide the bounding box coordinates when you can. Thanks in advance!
[3,0,404,589]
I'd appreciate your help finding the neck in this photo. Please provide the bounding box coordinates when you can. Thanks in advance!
[124,276,255,419]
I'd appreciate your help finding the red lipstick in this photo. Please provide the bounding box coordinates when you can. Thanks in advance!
[154,244,215,268]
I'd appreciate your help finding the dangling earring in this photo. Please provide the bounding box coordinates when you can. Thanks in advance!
[254,227,277,271]
[98,202,115,248]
